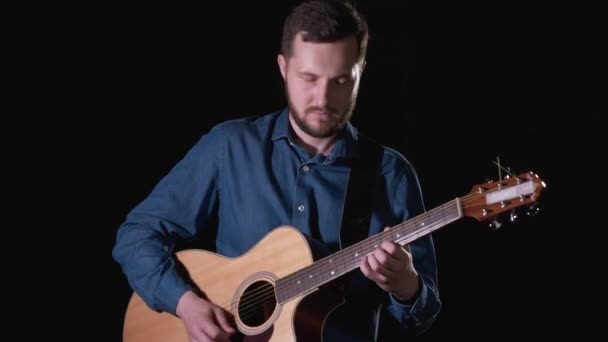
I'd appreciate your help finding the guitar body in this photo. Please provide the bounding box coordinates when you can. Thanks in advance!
[123,226,344,342]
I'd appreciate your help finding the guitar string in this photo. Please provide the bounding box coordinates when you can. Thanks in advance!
[238,178,541,321]
[227,194,465,311]
[220,192,474,315]
[237,189,538,322]
[235,217,452,320]
[221,182,536,322]
[226,188,505,318]
[232,184,527,321]
[234,206,459,320]
[233,196,459,314]
[234,209,460,321]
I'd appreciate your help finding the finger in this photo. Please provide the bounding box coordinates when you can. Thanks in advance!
[214,308,236,334]
[379,240,402,257]
[200,320,229,342]
[382,226,411,258]
[198,330,228,342]
[360,254,371,276]
[399,243,413,259]
[399,244,414,265]
[367,254,390,283]
[191,329,211,342]
[360,255,379,282]
[184,321,212,342]
[375,244,402,271]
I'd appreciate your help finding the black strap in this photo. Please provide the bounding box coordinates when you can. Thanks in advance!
[339,134,384,250]
[319,135,385,340]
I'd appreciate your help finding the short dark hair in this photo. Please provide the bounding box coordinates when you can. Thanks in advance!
[281,0,369,63]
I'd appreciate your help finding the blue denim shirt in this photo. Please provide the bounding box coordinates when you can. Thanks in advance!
[112,108,441,339]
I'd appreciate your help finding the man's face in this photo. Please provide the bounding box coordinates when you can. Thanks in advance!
[278,33,364,138]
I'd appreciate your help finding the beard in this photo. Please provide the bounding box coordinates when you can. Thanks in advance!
[285,83,354,138]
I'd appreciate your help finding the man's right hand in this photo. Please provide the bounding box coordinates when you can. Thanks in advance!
[176,290,237,342]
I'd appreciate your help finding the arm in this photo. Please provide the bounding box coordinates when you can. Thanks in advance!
[111,126,224,315]
[112,126,238,340]
[384,234,441,334]
[362,163,442,335]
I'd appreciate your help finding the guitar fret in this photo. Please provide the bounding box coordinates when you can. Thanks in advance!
[277,199,464,304]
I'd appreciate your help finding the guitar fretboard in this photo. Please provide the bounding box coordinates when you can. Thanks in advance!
[274,198,463,303]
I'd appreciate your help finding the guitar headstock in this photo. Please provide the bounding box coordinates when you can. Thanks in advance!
[461,171,546,228]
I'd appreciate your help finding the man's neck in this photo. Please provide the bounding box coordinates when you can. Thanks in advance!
[288,115,338,157]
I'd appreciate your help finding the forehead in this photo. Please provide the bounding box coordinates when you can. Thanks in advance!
[289,33,360,73]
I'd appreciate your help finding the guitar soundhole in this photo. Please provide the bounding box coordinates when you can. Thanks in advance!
[238,280,277,328]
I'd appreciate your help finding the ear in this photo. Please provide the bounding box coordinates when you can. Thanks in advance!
[277,54,287,80]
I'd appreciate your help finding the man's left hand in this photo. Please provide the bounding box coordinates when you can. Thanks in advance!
[360,227,420,301]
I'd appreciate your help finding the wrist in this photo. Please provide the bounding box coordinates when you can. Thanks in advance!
[176,290,197,318]
[393,274,421,303]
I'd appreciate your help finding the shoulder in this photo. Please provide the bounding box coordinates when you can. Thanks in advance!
[358,133,418,181]
[187,111,281,155]
[377,144,426,212]
[211,110,280,138]
[381,145,417,177]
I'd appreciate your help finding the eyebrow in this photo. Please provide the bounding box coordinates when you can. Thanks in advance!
[298,71,351,80]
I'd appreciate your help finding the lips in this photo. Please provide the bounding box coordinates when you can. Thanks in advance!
[306,106,336,116]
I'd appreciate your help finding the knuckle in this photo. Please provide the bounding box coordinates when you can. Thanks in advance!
[381,241,394,251]
[208,330,220,339]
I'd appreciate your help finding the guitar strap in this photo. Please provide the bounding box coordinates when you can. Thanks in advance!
[338,133,384,296]
[339,133,384,251]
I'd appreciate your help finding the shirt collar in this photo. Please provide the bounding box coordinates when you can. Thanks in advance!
[271,107,361,160]
[271,107,291,141]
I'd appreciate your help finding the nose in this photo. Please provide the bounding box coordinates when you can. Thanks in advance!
[314,79,331,108]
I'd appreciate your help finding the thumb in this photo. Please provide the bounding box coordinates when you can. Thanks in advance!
[214,308,236,334]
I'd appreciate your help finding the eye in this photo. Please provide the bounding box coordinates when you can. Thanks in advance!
[335,77,350,85]
[301,74,316,82]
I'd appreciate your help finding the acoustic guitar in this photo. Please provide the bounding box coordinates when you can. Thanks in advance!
[122,171,546,341]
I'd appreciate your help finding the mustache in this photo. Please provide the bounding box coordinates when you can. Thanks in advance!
[305,106,338,115]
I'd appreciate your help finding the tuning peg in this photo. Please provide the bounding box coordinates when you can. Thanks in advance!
[509,210,518,223]
[489,218,502,230]
[526,204,540,216]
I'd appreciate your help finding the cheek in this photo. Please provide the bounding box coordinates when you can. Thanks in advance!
[289,81,313,104]
[332,86,356,104]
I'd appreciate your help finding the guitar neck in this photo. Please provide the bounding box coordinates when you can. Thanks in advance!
[275,198,463,303]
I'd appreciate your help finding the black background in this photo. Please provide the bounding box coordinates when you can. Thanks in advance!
[24,0,606,340]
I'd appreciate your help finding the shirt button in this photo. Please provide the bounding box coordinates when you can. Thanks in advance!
[302,165,310,172]
[298,204,305,212]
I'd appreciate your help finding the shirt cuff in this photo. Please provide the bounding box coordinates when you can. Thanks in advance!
[388,277,428,324]
[154,270,192,316]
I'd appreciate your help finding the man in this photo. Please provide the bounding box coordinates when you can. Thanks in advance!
[113,1,441,341]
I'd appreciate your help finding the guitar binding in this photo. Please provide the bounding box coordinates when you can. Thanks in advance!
[233,271,281,336]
